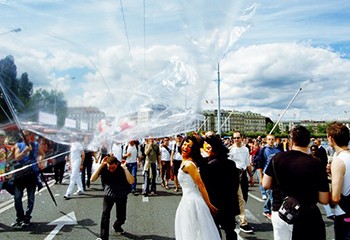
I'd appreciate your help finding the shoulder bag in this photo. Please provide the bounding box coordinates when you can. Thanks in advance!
[272,158,301,224]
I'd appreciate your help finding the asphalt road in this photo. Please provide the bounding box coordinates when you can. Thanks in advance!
[0,170,336,240]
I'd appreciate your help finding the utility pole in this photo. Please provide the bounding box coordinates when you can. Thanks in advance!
[217,62,221,136]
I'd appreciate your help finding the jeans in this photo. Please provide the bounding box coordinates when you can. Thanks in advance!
[126,162,137,191]
[335,215,350,240]
[263,189,273,214]
[143,163,157,193]
[100,195,127,240]
[14,174,37,222]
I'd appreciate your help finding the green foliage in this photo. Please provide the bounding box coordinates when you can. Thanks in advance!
[0,55,67,126]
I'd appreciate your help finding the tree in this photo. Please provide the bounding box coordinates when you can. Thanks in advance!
[0,55,68,126]
[30,89,68,127]
[266,122,273,134]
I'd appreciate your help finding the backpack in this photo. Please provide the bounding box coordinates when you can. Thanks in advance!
[253,146,266,169]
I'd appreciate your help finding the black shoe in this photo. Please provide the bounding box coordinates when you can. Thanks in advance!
[21,220,31,227]
[11,220,23,228]
[113,225,125,235]
[240,224,254,233]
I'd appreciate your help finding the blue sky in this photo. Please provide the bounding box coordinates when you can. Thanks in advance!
[1,0,350,128]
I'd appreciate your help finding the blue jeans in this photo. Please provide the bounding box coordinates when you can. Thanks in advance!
[126,162,138,191]
[263,189,273,214]
[14,174,37,222]
[143,163,157,193]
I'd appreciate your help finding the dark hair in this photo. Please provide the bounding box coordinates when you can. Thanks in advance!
[205,135,229,161]
[106,155,119,165]
[290,125,310,147]
[181,136,204,168]
[327,122,350,147]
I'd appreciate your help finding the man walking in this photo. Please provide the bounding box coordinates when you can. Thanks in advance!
[256,134,280,219]
[122,140,140,194]
[142,138,160,196]
[263,125,329,240]
[91,155,134,239]
[64,135,85,199]
[12,130,45,227]
[228,131,254,233]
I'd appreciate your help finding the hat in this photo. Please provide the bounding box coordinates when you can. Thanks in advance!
[0,130,6,136]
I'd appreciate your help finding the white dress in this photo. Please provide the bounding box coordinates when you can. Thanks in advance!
[174,161,221,240]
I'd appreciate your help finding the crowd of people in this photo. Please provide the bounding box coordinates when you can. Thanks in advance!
[0,121,349,240]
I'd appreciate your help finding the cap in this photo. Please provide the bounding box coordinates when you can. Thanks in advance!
[0,130,6,136]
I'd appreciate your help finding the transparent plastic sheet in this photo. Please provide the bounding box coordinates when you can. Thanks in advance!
[0,1,257,178]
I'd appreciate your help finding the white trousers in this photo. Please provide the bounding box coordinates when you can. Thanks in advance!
[65,164,83,195]
[271,211,293,240]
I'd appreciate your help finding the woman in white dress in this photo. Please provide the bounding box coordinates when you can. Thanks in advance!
[174,136,221,240]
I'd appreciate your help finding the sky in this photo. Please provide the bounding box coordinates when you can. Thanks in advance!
[1,0,350,134]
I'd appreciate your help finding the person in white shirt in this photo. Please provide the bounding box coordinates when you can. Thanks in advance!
[122,140,140,194]
[160,137,172,190]
[228,131,254,233]
[64,136,85,199]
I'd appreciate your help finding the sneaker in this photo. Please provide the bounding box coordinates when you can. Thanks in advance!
[21,220,31,227]
[63,194,71,200]
[262,195,267,200]
[73,190,84,195]
[11,220,23,228]
[240,224,254,233]
[114,225,126,235]
[263,212,272,219]
[141,191,148,196]
[150,191,157,196]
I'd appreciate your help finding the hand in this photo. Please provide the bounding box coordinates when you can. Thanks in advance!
[209,204,219,216]
[25,145,32,154]
[121,161,127,170]
[101,156,108,166]
[249,177,255,187]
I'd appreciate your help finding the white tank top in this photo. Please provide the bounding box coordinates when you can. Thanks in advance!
[334,150,350,216]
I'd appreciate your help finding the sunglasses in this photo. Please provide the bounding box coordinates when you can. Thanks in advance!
[233,137,241,139]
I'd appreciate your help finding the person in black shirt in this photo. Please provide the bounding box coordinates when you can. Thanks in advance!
[263,125,329,240]
[91,155,134,240]
[201,134,240,240]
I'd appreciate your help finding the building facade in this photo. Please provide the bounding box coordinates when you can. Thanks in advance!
[67,107,106,132]
[200,109,267,133]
